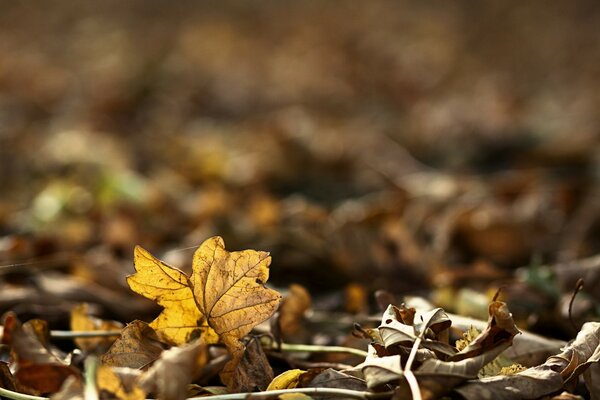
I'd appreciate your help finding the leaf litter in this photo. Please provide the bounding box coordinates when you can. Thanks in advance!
[1,2,600,399]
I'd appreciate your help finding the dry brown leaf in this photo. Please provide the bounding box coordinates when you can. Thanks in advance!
[101,320,165,369]
[306,368,367,391]
[1,312,80,394]
[550,322,600,385]
[453,364,564,400]
[70,303,124,353]
[449,300,520,362]
[378,305,451,348]
[138,339,208,400]
[226,337,274,392]
[452,322,600,399]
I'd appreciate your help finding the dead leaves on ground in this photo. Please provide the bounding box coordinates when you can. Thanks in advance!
[1,237,600,399]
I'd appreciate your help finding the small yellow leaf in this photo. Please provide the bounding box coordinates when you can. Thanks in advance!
[267,369,306,390]
[128,246,212,345]
[278,394,313,400]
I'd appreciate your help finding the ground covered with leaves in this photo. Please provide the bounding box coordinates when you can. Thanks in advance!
[0,1,600,399]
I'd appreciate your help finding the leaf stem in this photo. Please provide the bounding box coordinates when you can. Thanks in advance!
[190,388,393,399]
[0,386,393,400]
[49,330,121,338]
[0,387,48,400]
[278,342,368,357]
[404,337,423,400]
[47,330,369,358]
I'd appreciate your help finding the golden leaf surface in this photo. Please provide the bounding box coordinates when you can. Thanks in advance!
[127,246,208,345]
[190,236,281,346]
[189,236,282,386]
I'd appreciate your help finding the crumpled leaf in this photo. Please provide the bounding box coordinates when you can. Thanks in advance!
[102,320,166,369]
[379,304,451,348]
[139,339,208,400]
[452,322,600,399]
[70,303,124,353]
[453,363,564,399]
[449,300,520,362]
[127,246,207,345]
[409,300,521,398]
[549,321,600,385]
[1,312,80,394]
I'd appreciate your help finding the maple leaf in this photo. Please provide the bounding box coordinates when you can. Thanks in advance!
[127,236,282,387]
[127,246,212,345]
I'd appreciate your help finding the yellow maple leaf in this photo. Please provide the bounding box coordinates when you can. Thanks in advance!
[128,246,209,345]
[128,236,282,387]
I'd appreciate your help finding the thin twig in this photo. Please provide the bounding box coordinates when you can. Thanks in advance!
[0,386,393,400]
[0,387,48,400]
[568,278,585,331]
[404,336,423,400]
[189,388,394,399]
[46,330,369,358]
[50,330,122,338]
[279,343,368,357]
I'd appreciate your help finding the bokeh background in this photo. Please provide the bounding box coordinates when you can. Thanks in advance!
[1,1,599,337]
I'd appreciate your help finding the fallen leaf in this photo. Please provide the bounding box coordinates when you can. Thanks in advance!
[378,305,451,349]
[189,237,281,341]
[226,336,274,392]
[1,312,80,394]
[449,300,520,362]
[192,236,282,387]
[279,284,311,340]
[70,303,124,353]
[267,369,306,390]
[306,368,367,391]
[139,339,208,400]
[453,364,564,400]
[550,321,600,385]
[101,320,165,369]
[128,236,281,389]
[127,246,207,345]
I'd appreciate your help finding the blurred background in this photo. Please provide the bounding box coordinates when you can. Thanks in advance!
[0,1,599,337]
